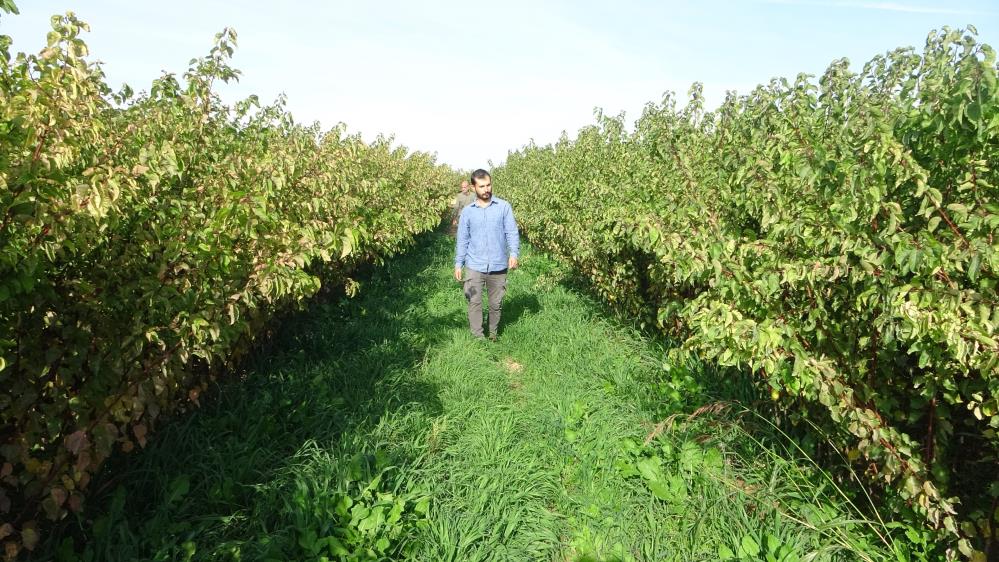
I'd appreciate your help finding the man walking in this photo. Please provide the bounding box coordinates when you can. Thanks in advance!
[454,169,520,341]
[449,180,475,236]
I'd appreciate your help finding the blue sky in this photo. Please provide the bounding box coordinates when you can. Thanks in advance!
[2,1,996,169]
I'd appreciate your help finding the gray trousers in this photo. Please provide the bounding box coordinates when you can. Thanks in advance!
[463,269,508,337]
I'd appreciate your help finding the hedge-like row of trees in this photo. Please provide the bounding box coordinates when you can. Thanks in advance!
[496,27,997,560]
[0,15,457,557]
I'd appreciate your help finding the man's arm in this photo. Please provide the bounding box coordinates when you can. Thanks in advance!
[504,203,520,269]
[454,209,470,280]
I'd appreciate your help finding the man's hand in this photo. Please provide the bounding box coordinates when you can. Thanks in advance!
[454,267,463,282]
[508,256,519,270]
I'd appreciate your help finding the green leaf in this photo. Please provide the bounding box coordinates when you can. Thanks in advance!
[966,102,982,123]
[649,227,661,245]
[635,458,663,482]
[0,1,20,16]
[340,232,354,259]
[740,535,761,557]
[702,447,724,472]
[679,441,703,471]
[298,529,318,554]
[167,474,190,504]
[647,479,674,501]
[968,253,981,282]
[357,505,386,534]
[324,536,348,556]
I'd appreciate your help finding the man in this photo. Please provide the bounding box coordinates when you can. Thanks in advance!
[449,180,475,236]
[454,169,520,341]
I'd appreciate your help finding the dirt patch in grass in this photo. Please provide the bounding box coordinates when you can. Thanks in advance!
[501,357,523,373]
[501,357,525,391]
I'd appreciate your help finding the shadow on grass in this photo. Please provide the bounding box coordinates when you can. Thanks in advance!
[523,242,917,560]
[521,244,762,415]
[40,234,457,560]
[501,293,542,330]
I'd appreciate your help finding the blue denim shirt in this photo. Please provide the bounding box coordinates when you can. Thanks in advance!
[454,197,520,273]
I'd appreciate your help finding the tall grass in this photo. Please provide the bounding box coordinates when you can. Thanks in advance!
[33,234,909,561]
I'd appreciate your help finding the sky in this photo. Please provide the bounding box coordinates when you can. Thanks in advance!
[2,0,997,169]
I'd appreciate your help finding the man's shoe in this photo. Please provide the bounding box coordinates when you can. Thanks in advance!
[488,334,498,342]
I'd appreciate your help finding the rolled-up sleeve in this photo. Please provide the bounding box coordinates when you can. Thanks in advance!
[504,203,520,259]
[455,209,470,268]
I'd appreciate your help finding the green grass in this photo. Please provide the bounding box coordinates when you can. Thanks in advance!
[36,233,910,561]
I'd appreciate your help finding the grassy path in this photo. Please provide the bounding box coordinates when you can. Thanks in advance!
[41,234,895,562]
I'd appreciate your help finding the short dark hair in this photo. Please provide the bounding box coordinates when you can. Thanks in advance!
[470,169,491,186]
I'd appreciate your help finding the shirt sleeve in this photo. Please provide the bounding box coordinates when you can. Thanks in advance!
[455,208,470,268]
[504,202,520,259]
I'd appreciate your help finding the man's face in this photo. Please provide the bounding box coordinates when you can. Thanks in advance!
[472,176,492,201]
[460,181,469,193]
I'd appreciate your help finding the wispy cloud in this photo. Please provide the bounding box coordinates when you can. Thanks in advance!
[765,0,993,16]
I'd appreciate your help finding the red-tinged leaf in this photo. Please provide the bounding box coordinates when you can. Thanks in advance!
[74,451,91,473]
[52,486,67,506]
[0,524,11,540]
[133,424,148,448]
[4,541,19,560]
[68,493,83,513]
[65,430,89,455]
[0,463,11,478]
